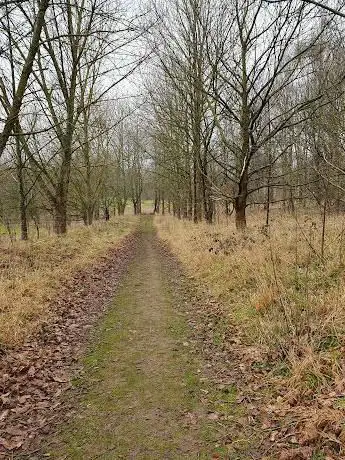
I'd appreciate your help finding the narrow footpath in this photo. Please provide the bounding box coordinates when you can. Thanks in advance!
[48,218,217,459]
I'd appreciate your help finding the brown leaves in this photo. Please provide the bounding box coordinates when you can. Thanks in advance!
[161,241,345,459]
[0,437,24,451]
[0,409,9,422]
[279,446,313,460]
[299,424,319,446]
[52,374,69,383]
[0,233,138,454]
[27,366,36,378]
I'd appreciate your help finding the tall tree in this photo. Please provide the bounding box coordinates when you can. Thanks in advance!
[0,0,50,158]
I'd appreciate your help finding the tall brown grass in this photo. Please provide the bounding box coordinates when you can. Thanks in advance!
[0,217,137,348]
[155,209,345,391]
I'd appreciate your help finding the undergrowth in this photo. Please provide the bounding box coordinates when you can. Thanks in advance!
[155,210,345,394]
[0,217,137,348]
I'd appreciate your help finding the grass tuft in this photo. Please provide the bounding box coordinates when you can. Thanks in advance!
[155,210,345,392]
[0,217,137,348]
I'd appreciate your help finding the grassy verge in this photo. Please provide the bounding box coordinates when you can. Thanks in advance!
[0,217,138,348]
[155,211,345,394]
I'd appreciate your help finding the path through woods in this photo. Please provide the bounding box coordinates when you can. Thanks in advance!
[48,218,222,459]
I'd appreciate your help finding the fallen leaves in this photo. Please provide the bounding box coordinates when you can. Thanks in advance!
[279,446,313,460]
[2,230,344,458]
[0,232,139,455]
[52,375,69,384]
[160,240,345,459]
[0,437,24,451]
[0,410,9,422]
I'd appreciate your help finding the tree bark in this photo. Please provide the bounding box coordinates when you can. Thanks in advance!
[18,170,28,240]
[154,190,160,213]
[162,193,165,215]
[234,169,248,230]
[15,125,28,240]
[53,201,67,235]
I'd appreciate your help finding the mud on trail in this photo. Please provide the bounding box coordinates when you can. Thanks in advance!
[3,217,262,460]
[46,217,221,459]
[0,231,139,458]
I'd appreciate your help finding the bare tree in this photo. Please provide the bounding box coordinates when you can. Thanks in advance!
[205,0,333,228]
[150,0,218,223]
[0,0,50,158]
[17,0,146,233]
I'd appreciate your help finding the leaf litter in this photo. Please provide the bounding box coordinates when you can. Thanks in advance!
[159,241,345,459]
[1,227,345,459]
[0,232,139,458]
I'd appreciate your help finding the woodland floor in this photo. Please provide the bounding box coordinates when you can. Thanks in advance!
[33,217,237,460]
[2,217,331,459]
[46,217,220,459]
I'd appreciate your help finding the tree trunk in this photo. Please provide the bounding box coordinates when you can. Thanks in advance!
[162,194,165,215]
[193,156,202,223]
[86,206,93,225]
[16,134,28,240]
[225,200,231,216]
[236,39,250,231]
[265,164,272,227]
[182,196,188,218]
[234,200,247,230]
[33,215,40,240]
[203,183,213,224]
[234,170,248,230]
[288,187,295,213]
[154,190,160,213]
[19,194,28,241]
[54,202,67,235]
[117,202,126,215]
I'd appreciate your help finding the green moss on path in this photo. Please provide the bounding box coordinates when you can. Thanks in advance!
[49,218,219,459]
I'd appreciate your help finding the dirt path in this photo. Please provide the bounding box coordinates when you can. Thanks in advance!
[48,218,217,459]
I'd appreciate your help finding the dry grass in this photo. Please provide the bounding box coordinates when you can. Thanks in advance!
[0,217,138,348]
[155,209,345,392]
